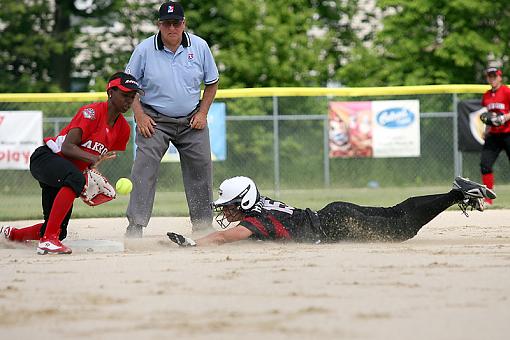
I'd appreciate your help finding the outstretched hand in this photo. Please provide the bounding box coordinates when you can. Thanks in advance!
[167,232,197,247]
[91,151,117,169]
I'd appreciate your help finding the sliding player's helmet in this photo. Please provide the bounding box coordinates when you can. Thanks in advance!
[212,176,260,228]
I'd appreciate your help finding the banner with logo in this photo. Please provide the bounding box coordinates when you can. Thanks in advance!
[457,99,484,152]
[329,100,420,158]
[0,111,43,169]
[161,102,227,162]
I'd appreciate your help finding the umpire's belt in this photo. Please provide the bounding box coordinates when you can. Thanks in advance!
[141,102,200,119]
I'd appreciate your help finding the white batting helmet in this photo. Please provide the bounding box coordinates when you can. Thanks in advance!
[212,176,260,211]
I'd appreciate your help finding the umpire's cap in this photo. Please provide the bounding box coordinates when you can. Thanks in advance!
[107,72,144,96]
[486,67,502,77]
[159,1,185,21]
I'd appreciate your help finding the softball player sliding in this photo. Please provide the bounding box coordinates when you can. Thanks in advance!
[167,176,496,247]
[1,72,142,254]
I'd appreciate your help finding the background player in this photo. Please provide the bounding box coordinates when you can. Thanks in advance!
[479,66,510,205]
[1,72,143,254]
[167,176,496,247]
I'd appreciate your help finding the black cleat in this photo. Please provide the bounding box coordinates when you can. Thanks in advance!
[453,176,496,200]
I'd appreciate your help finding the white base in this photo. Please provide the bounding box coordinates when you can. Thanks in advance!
[63,239,124,253]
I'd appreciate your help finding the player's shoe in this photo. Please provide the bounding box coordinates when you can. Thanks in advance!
[125,224,143,238]
[453,176,496,200]
[458,197,485,216]
[1,225,13,240]
[37,237,72,255]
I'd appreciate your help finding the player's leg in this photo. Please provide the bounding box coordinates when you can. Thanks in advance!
[29,146,83,254]
[317,191,461,242]
[126,109,169,237]
[2,223,42,242]
[318,177,493,242]
[174,122,213,232]
[38,183,73,241]
[480,135,502,204]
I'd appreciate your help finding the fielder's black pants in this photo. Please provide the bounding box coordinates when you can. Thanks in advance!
[317,190,464,242]
[480,133,510,174]
[29,146,85,240]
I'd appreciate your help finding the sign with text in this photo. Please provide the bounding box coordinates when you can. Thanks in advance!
[0,111,42,169]
[329,100,420,158]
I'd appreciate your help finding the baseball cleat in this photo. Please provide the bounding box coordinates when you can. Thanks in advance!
[458,198,485,217]
[125,224,143,238]
[1,225,13,240]
[453,176,496,200]
[37,237,72,255]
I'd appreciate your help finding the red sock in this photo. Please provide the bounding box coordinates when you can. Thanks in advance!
[482,173,494,204]
[9,223,43,242]
[42,186,76,240]
[482,173,494,189]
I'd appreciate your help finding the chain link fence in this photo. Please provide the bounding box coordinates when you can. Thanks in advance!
[2,88,508,219]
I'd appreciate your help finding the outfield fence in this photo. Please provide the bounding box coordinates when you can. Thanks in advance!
[2,85,505,204]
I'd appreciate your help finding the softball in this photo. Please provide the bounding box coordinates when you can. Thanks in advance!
[115,178,133,195]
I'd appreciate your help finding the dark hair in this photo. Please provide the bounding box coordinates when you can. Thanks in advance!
[109,71,136,83]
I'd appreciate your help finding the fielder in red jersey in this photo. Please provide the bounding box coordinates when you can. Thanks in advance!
[480,66,510,205]
[1,72,143,255]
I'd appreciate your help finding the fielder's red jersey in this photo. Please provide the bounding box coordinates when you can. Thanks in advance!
[44,101,131,171]
[482,84,510,134]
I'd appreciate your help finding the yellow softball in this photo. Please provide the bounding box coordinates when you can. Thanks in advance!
[115,178,133,195]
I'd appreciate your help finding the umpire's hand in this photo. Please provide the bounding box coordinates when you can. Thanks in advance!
[135,111,157,137]
[190,111,208,130]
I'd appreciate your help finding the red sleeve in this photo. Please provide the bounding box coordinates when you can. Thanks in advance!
[67,106,100,140]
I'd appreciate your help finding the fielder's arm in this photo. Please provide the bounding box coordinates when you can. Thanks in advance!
[62,128,101,164]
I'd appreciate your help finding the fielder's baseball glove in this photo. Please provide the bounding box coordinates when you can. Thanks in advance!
[81,168,116,206]
[480,110,506,127]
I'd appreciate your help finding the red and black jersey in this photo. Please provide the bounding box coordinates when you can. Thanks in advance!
[238,197,320,243]
[482,84,510,134]
[44,101,131,171]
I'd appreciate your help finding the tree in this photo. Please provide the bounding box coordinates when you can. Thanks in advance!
[337,0,510,86]
[0,0,122,92]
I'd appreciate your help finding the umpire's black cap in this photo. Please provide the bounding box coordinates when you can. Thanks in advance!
[159,2,185,21]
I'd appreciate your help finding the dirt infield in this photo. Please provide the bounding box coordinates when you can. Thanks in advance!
[1,210,510,340]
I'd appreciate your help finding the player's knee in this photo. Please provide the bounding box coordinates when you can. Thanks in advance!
[480,164,493,174]
[63,171,86,196]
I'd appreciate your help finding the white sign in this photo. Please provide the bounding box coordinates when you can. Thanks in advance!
[0,111,43,169]
[372,100,420,157]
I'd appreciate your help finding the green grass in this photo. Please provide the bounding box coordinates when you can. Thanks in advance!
[2,185,510,222]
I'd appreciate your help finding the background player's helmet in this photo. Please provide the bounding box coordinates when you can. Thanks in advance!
[212,176,260,228]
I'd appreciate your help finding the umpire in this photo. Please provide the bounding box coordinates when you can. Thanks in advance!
[125,1,219,237]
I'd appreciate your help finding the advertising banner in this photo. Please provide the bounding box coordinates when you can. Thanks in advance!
[0,111,43,169]
[329,100,420,158]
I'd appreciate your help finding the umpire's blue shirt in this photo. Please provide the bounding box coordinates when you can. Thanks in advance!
[126,31,219,117]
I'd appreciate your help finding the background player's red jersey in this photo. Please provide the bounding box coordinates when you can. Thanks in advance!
[44,101,130,171]
[482,84,510,134]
